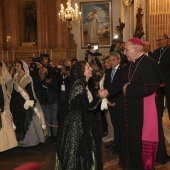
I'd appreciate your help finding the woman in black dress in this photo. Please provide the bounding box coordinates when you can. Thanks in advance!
[10,60,47,147]
[56,61,108,170]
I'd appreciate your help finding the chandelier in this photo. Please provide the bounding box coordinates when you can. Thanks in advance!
[122,0,133,11]
[58,0,81,28]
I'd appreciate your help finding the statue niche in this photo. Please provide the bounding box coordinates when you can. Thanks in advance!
[134,6,145,39]
[24,1,37,44]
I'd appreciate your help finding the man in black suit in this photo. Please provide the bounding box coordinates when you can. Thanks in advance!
[153,33,170,117]
[104,52,125,155]
[57,59,71,126]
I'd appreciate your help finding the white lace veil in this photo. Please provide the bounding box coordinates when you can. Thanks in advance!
[21,60,30,75]
[20,60,47,131]
[0,61,13,95]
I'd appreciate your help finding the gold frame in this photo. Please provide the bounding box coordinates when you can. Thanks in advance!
[80,1,112,49]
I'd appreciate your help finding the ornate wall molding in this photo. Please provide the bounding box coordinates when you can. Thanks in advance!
[0,0,77,62]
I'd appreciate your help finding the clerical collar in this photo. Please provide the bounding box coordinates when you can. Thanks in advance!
[144,52,148,56]
[158,44,169,64]
[132,53,144,62]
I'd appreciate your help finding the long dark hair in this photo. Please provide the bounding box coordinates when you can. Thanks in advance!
[70,60,86,81]
[16,60,24,71]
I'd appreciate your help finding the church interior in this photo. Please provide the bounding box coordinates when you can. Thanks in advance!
[0,0,170,169]
[0,0,169,63]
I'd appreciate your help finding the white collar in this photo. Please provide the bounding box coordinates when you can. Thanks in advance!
[113,64,120,70]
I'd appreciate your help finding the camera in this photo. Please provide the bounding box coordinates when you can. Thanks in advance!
[29,63,37,72]
[87,44,91,50]
[90,52,102,56]
[32,57,42,63]
[30,63,36,68]
[65,66,71,71]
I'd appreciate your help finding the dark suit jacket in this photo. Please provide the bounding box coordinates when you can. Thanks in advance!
[104,65,125,103]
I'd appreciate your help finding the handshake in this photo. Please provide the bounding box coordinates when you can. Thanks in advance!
[98,88,109,111]
[98,88,108,99]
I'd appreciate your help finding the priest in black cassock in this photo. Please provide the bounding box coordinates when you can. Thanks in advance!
[122,38,164,170]
[152,33,170,164]
[153,33,170,118]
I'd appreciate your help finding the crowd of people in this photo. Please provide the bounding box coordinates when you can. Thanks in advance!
[0,33,170,170]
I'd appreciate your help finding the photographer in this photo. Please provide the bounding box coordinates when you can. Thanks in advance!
[85,45,103,71]
[34,67,59,139]
[40,54,56,76]
[84,44,93,62]
[26,56,42,82]
[57,59,71,125]
[91,54,103,71]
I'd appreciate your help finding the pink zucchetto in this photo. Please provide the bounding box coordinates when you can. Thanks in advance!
[128,38,143,45]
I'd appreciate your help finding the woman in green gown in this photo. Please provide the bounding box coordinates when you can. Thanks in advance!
[56,61,108,170]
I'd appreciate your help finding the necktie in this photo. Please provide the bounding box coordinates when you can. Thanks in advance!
[111,68,115,83]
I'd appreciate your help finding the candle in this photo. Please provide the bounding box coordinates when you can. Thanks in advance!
[2,50,3,61]
[50,49,53,60]
[12,50,15,61]
[7,51,9,61]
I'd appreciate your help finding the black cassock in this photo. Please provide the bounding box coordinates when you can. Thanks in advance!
[121,54,164,169]
[153,45,170,119]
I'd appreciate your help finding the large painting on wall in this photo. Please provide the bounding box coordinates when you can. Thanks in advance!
[80,1,112,48]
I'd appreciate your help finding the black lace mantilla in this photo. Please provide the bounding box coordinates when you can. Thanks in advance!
[56,79,103,170]
[10,84,34,141]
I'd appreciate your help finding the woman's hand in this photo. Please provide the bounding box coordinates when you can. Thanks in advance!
[98,88,108,99]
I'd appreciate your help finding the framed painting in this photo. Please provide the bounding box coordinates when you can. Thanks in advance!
[80,1,112,49]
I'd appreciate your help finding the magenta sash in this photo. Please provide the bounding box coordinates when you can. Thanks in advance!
[142,93,158,170]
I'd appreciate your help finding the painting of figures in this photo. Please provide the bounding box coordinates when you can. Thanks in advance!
[80,1,112,48]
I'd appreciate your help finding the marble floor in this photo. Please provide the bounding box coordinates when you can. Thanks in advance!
[102,137,170,170]
[103,109,170,170]
[0,109,170,170]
